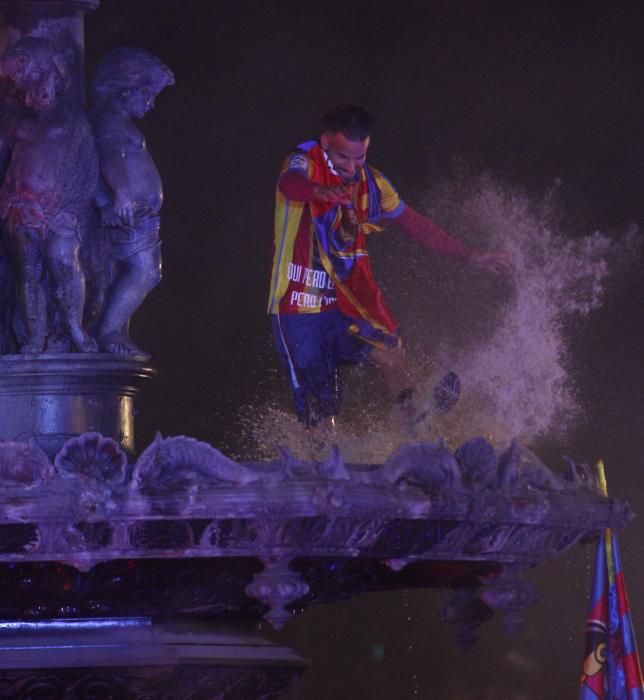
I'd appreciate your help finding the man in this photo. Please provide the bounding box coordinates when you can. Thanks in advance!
[268,104,511,430]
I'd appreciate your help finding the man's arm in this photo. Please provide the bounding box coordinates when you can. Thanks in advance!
[279,170,352,205]
[396,206,471,259]
[395,205,513,275]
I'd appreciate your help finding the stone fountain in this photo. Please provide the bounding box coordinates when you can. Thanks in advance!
[0,2,633,698]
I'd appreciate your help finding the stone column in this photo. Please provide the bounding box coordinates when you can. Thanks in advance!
[0,1,158,458]
[0,354,156,457]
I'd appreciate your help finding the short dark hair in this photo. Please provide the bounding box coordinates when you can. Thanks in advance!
[323,104,374,141]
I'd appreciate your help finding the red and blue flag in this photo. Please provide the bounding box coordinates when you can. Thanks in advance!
[580,462,644,700]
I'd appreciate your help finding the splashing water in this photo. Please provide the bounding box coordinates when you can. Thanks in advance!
[233,396,406,463]
[413,173,619,447]
[234,172,635,461]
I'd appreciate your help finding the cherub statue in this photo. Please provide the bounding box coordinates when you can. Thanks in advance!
[89,48,174,356]
[0,36,98,354]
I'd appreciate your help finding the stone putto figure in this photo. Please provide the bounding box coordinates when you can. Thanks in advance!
[89,47,174,356]
[0,36,99,354]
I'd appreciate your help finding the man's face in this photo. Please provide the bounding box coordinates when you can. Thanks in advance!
[320,131,370,183]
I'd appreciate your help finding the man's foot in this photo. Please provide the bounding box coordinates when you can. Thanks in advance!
[432,371,461,414]
[307,415,336,454]
[405,371,461,428]
[98,331,150,358]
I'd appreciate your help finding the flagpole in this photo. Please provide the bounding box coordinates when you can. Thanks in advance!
[580,460,644,699]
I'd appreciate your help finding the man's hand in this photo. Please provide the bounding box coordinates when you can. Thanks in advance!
[279,171,352,204]
[469,251,514,275]
[312,184,352,205]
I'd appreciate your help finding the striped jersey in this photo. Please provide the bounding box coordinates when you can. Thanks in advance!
[268,140,405,343]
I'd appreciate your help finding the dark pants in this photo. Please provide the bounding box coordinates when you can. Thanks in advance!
[271,309,372,425]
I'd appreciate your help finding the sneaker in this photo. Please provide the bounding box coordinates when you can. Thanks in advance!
[432,371,461,413]
[411,371,461,426]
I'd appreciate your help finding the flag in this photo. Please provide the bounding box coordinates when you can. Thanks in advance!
[580,461,644,699]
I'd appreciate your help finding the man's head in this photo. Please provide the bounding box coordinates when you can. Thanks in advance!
[321,104,374,183]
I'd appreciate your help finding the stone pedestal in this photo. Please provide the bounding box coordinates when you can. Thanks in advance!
[0,354,155,457]
[0,618,307,698]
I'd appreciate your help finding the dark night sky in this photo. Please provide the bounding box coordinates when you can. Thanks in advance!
[86,2,644,698]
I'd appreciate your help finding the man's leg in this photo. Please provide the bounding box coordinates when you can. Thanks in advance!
[271,313,340,429]
[370,340,460,423]
[369,341,415,400]
[370,342,426,424]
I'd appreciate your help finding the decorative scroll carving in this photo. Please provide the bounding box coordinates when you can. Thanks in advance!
[480,566,540,634]
[52,432,128,520]
[245,558,310,630]
[441,588,494,649]
[0,440,52,487]
[129,520,194,551]
[54,432,127,485]
[0,524,40,554]
[0,665,304,700]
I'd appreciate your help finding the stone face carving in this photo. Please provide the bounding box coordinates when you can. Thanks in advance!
[88,48,174,357]
[0,36,99,354]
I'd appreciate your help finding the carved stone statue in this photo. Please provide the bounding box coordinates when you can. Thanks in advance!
[88,48,174,356]
[0,36,99,354]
